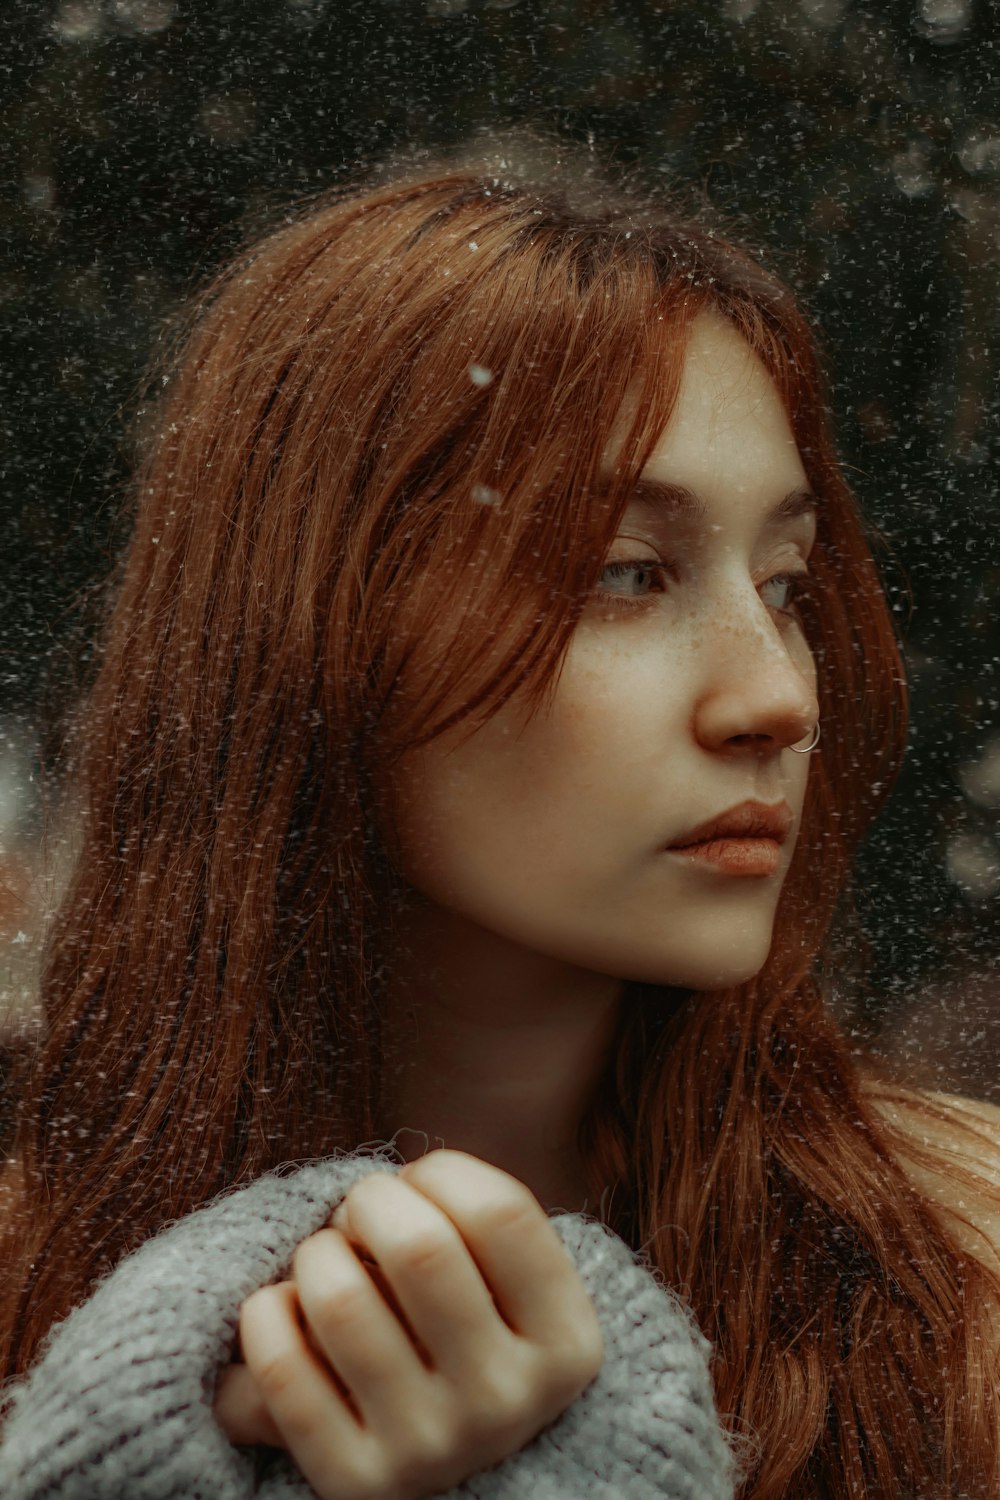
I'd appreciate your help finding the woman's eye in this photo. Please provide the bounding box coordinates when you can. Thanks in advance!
[594,558,670,610]
[592,561,811,618]
[760,572,808,613]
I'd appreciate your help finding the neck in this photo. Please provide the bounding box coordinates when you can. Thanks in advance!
[375,896,625,1214]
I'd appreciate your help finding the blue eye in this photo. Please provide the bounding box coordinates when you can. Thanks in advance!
[592,561,811,618]
[760,573,808,613]
[595,559,669,608]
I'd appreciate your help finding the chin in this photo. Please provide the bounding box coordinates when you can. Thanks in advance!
[684,958,768,991]
[658,906,779,990]
[627,938,774,992]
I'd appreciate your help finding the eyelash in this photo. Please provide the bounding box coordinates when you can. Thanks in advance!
[594,559,812,617]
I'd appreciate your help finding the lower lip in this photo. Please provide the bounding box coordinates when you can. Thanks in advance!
[666,837,783,876]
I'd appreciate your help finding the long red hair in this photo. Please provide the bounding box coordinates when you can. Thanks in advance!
[3,165,998,1496]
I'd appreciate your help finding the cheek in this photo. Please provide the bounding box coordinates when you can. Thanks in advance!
[387,710,605,900]
[385,641,686,906]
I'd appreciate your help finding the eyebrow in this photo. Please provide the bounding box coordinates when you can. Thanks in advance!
[624,477,819,526]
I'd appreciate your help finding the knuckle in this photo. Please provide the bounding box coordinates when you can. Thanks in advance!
[276,1394,325,1445]
[403,1149,523,1195]
[478,1190,542,1236]
[400,1151,547,1235]
[341,1174,370,1203]
[561,1315,605,1380]
[405,1412,462,1470]
[468,1365,536,1428]
[238,1283,289,1346]
[342,1449,395,1500]
[395,1226,454,1274]
[240,1282,280,1319]
[388,1416,476,1500]
[291,1228,332,1279]
[541,1333,604,1400]
[402,1147,468,1177]
[250,1346,301,1403]
[305,1277,370,1328]
[332,1170,371,1218]
[452,1181,543,1244]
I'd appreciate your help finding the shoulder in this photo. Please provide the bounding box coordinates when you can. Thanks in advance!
[864,1081,1000,1154]
[861,1078,1000,1276]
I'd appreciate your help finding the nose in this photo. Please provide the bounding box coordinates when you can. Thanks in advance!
[693,603,819,757]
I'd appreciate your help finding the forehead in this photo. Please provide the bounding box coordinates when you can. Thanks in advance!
[642,312,808,497]
[602,311,810,523]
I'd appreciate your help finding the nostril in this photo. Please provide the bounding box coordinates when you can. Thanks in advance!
[727,731,780,749]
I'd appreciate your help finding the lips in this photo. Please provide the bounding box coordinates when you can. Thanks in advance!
[666,800,794,850]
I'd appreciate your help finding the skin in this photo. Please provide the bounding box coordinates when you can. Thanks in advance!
[375,310,819,1212]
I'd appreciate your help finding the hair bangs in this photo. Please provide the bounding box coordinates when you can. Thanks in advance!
[357,232,702,762]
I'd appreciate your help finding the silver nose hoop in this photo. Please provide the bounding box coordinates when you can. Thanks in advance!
[789,722,821,754]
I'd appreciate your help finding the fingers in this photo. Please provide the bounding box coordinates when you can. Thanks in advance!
[398,1152,603,1363]
[238,1280,376,1499]
[326,1172,514,1389]
[221,1157,601,1499]
[292,1224,433,1422]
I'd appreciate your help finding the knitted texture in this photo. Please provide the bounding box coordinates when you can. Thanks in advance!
[0,1149,736,1500]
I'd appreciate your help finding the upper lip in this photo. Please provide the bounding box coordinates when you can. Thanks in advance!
[666,800,794,849]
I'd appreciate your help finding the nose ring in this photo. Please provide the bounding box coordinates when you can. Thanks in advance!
[790,722,821,754]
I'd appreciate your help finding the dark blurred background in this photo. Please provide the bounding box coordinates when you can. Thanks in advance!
[1,0,998,1100]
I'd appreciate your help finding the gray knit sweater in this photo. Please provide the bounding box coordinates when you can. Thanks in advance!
[0,1148,737,1499]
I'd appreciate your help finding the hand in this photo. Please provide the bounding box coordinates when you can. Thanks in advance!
[213,1150,604,1500]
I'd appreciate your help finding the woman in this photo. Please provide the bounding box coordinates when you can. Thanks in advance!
[1,159,998,1499]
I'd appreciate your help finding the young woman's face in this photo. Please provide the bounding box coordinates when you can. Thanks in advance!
[386,312,820,991]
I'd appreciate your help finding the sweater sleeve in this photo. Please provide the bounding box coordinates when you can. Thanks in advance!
[0,1151,737,1500]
